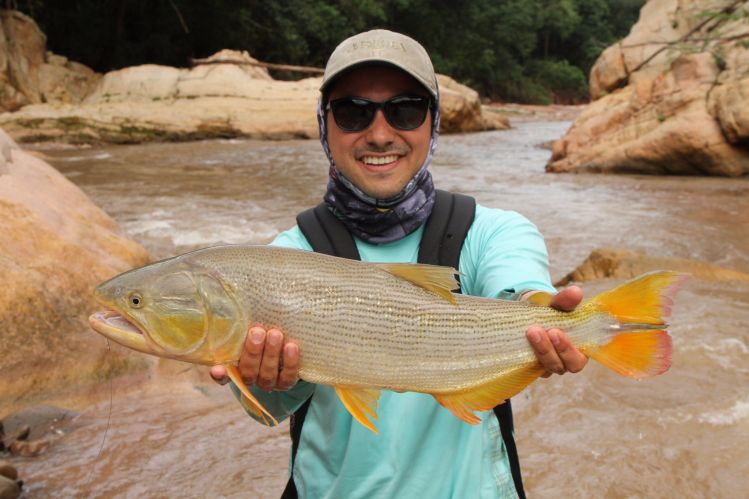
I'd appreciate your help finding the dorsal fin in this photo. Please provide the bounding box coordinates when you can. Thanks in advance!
[377,262,459,304]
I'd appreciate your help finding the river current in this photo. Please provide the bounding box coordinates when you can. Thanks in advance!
[15,118,749,497]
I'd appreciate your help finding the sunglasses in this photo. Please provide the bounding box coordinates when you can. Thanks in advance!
[326,95,432,132]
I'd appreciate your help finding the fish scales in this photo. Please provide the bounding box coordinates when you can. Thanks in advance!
[182,246,610,392]
[90,244,685,430]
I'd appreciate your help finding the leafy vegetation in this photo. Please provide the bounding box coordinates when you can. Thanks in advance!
[17,0,645,103]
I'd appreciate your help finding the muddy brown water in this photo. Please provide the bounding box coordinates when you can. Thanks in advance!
[10,120,749,497]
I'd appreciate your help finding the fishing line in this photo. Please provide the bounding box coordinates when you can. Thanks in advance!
[83,338,114,488]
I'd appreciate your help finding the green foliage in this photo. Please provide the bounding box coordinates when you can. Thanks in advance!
[526,59,588,103]
[17,0,645,104]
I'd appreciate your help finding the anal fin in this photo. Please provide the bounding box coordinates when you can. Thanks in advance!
[334,386,382,434]
[433,363,545,424]
[224,364,279,427]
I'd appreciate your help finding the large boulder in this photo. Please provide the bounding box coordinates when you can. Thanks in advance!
[547,0,749,176]
[0,32,507,143]
[0,10,100,112]
[437,74,509,132]
[0,128,150,412]
[555,247,749,286]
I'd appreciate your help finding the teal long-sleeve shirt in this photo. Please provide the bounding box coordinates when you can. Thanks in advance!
[230,204,554,498]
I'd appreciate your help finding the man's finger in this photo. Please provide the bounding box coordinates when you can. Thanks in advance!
[277,342,300,391]
[256,329,283,391]
[527,325,565,375]
[552,330,588,373]
[210,365,229,385]
[238,326,266,385]
[549,285,583,312]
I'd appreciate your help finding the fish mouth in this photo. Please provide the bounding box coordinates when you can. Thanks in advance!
[89,310,149,352]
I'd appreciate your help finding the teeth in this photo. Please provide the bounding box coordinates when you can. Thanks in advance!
[362,155,398,165]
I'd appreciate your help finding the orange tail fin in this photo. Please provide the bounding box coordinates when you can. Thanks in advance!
[586,271,689,379]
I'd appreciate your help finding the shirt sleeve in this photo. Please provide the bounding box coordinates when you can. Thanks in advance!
[228,226,317,425]
[458,205,555,299]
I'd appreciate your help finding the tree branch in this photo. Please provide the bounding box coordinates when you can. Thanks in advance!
[628,0,747,74]
[621,31,749,48]
[189,57,324,75]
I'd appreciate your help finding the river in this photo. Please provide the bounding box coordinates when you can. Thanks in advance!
[12,118,749,497]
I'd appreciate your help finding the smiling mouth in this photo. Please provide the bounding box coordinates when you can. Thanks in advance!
[360,154,400,165]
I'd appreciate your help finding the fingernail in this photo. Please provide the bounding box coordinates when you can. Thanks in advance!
[549,330,560,346]
[529,330,541,344]
[268,331,281,347]
[251,329,264,344]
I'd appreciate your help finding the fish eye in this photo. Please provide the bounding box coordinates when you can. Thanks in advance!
[129,292,144,308]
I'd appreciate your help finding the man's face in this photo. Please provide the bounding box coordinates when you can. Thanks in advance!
[326,66,432,200]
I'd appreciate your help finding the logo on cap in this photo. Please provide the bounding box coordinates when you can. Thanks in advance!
[350,39,407,53]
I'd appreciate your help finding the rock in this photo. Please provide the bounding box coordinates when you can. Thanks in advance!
[8,438,49,458]
[548,0,749,176]
[0,10,99,112]
[555,247,749,286]
[437,74,510,132]
[0,461,17,481]
[0,127,150,409]
[1,425,29,447]
[0,61,505,143]
[0,475,20,499]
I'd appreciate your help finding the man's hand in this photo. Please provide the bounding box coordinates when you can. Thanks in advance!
[209,326,300,391]
[525,286,588,377]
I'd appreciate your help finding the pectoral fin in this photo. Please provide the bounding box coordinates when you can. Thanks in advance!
[334,386,382,434]
[433,363,545,424]
[224,364,279,427]
[378,263,460,304]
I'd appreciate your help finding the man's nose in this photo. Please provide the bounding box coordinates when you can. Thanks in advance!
[365,109,395,145]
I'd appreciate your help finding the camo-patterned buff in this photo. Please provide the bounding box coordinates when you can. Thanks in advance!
[317,96,440,245]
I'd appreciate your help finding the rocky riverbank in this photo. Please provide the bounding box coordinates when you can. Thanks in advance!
[0,11,508,145]
[547,0,749,177]
[0,128,150,413]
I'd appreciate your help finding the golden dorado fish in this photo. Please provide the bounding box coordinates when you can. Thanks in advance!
[89,245,687,433]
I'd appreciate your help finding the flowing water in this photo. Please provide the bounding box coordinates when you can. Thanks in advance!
[12,119,749,497]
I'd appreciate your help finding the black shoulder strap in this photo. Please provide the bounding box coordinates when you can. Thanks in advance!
[286,192,524,499]
[417,189,475,268]
[296,203,360,260]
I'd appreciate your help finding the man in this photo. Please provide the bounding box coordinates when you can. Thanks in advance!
[211,29,587,498]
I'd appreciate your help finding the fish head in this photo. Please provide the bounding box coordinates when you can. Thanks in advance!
[89,257,243,364]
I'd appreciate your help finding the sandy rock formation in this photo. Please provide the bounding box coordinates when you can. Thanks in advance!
[0,10,100,112]
[0,474,20,499]
[0,128,150,410]
[548,0,749,176]
[437,74,509,132]
[555,247,749,286]
[0,55,506,143]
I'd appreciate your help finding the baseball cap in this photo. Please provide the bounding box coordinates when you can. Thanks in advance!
[320,29,438,99]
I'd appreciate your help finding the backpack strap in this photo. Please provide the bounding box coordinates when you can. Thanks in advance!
[419,190,526,499]
[417,189,475,268]
[286,192,525,499]
[296,203,360,260]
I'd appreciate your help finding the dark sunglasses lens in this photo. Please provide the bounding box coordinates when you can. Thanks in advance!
[331,99,376,131]
[384,97,429,130]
